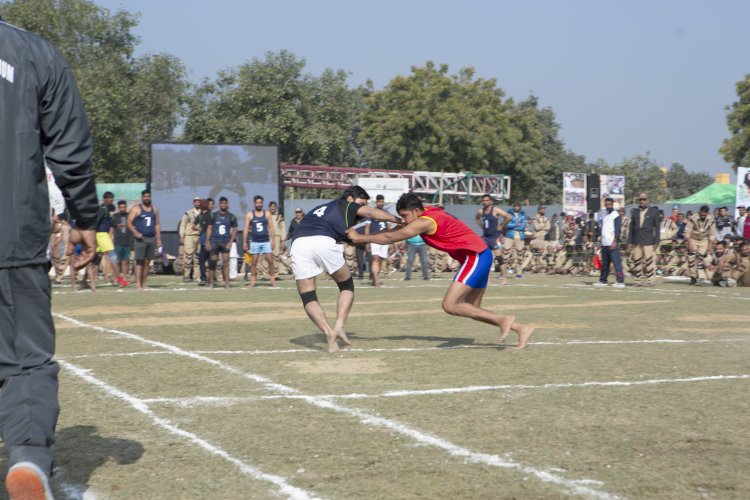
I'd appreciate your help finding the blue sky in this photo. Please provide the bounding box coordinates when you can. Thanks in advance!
[95,0,749,178]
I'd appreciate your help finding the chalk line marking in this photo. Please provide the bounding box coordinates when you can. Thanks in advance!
[58,337,750,360]
[138,374,750,406]
[54,313,617,499]
[58,359,318,500]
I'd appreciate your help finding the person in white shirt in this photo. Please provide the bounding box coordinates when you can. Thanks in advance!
[593,198,625,288]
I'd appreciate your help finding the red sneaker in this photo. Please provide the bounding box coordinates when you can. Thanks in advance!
[117,277,129,287]
[5,462,53,500]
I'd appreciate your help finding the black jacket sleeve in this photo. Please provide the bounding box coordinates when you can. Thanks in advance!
[41,47,98,230]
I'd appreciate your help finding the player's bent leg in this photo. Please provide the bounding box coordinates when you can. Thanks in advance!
[330,265,355,346]
[296,277,338,353]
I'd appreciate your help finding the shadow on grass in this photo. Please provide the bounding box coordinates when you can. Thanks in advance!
[52,425,144,493]
[291,333,499,350]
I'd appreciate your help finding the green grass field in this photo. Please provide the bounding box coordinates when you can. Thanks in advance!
[3,274,749,499]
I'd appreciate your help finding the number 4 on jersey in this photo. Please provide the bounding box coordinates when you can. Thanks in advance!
[313,206,327,218]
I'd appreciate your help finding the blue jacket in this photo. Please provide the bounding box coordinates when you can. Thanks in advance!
[503,209,527,239]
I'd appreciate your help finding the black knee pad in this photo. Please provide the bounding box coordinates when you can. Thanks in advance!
[135,259,145,266]
[300,290,318,306]
[337,276,355,292]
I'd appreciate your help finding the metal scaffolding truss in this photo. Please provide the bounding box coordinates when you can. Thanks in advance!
[281,164,510,201]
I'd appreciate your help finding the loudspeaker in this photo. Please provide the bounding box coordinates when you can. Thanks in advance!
[586,174,601,213]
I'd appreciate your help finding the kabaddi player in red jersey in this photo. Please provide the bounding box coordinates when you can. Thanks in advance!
[347,193,534,349]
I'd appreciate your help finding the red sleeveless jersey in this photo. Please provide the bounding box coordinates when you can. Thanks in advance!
[419,207,487,261]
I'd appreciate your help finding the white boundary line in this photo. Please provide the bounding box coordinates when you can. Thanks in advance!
[135,374,750,406]
[57,359,318,500]
[59,337,750,360]
[54,313,618,499]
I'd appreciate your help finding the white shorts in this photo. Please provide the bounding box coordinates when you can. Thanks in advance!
[370,243,389,259]
[290,236,346,280]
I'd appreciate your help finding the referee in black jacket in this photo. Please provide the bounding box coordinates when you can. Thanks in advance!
[1,18,98,499]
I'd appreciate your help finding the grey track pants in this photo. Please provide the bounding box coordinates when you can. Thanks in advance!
[0,264,59,477]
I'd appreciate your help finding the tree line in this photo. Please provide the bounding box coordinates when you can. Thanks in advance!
[2,0,729,204]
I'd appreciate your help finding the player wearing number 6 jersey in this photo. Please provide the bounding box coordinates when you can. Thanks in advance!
[291,186,401,352]
[243,195,276,287]
[348,193,534,350]
[127,189,161,290]
[206,197,238,289]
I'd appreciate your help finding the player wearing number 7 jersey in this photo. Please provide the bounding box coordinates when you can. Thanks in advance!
[290,186,401,352]
[127,189,162,290]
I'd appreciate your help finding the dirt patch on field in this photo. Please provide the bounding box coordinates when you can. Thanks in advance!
[529,323,589,330]
[678,314,750,323]
[666,326,750,334]
[62,295,569,317]
[285,357,390,374]
[64,299,669,329]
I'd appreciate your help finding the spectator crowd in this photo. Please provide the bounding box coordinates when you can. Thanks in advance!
[47,191,750,289]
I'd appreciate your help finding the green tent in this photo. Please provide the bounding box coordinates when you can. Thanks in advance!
[666,183,736,205]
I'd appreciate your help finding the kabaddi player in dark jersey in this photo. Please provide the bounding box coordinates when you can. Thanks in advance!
[127,190,162,290]
[349,193,534,350]
[206,197,238,289]
[475,194,512,284]
[290,186,400,353]
[243,195,276,287]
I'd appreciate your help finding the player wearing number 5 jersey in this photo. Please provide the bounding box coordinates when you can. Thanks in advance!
[127,189,161,290]
[243,195,276,287]
[291,186,401,352]
[206,197,238,289]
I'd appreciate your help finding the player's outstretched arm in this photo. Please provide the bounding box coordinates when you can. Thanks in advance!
[348,218,433,246]
[357,205,400,224]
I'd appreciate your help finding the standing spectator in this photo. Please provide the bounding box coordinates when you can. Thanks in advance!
[286,207,304,242]
[675,212,687,241]
[658,210,678,268]
[669,205,680,223]
[366,195,391,287]
[628,192,660,287]
[501,202,527,279]
[49,211,71,284]
[267,201,287,274]
[404,234,430,281]
[194,198,214,286]
[594,198,625,287]
[112,200,133,280]
[93,193,128,288]
[205,197,237,289]
[1,18,98,498]
[178,196,202,282]
[685,205,716,285]
[243,195,276,287]
[127,190,162,290]
[736,206,747,237]
[715,207,734,241]
[475,194,510,282]
[548,213,562,244]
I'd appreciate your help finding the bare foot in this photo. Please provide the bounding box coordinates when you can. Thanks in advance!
[334,328,352,346]
[270,279,277,288]
[248,280,256,288]
[224,283,230,289]
[325,330,340,353]
[498,315,516,344]
[501,280,509,286]
[512,324,535,351]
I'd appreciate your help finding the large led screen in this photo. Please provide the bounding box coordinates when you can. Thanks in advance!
[151,143,279,231]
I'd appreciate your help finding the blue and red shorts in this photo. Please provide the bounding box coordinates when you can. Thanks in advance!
[453,248,493,289]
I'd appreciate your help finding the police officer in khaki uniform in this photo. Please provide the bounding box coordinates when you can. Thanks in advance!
[178,196,202,282]
[685,205,716,285]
